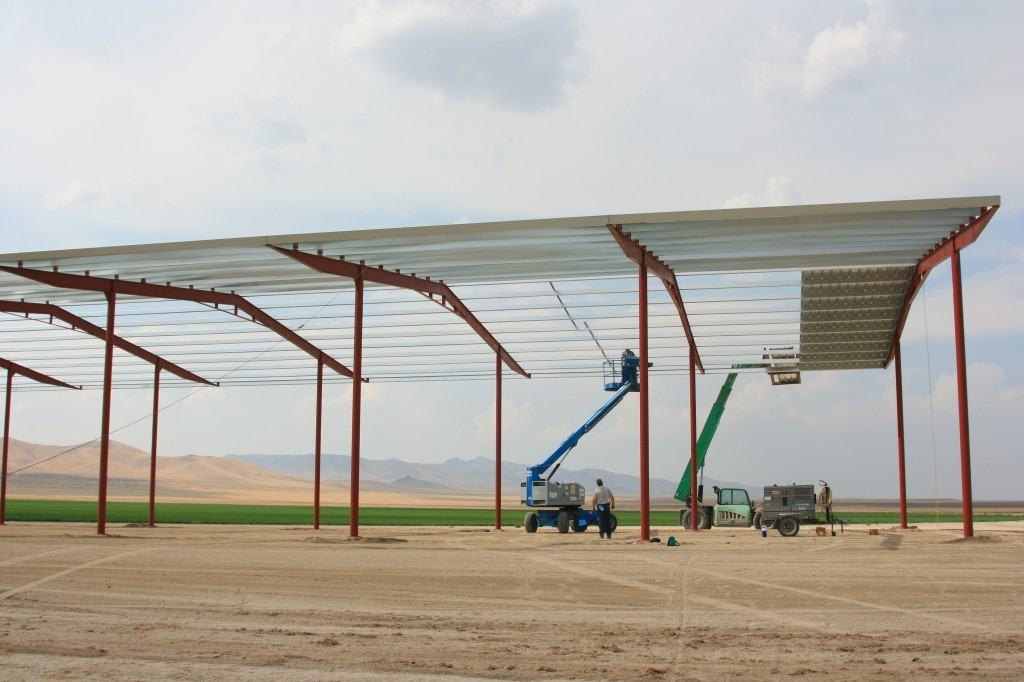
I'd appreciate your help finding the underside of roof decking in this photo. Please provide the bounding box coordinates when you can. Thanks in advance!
[0,195,1000,390]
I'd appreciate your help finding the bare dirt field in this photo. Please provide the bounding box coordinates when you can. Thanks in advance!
[2,522,1023,681]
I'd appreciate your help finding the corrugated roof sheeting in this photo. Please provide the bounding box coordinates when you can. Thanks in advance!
[0,196,998,389]
[798,265,914,370]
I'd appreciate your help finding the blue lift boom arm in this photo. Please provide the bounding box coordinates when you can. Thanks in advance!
[526,379,634,485]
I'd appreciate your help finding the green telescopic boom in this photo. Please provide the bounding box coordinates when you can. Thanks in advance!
[673,373,738,503]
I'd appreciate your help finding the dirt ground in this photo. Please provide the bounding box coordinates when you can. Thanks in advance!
[1,522,1023,681]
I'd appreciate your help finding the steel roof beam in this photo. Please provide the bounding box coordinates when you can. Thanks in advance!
[0,265,354,379]
[0,300,215,386]
[0,357,80,390]
[607,225,704,373]
[269,245,530,378]
[1,357,79,524]
[884,204,999,366]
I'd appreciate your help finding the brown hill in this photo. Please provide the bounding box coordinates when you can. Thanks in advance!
[3,438,510,508]
[6,438,306,487]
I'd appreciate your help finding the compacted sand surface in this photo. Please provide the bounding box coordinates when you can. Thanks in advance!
[1,522,1022,681]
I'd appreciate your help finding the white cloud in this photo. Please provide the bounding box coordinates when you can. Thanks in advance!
[749,2,906,99]
[44,180,99,209]
[801,10,904,97]
[723,176,801,209]
[338,1,582,110]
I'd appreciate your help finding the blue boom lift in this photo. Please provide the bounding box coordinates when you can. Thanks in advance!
[521,355,641,534]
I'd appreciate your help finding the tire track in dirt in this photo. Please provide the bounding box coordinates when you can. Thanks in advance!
[0,547,155,602]
[637,554,993,633]
[665,553,694,677]
[0,547,81,567]
[502,547,827,631]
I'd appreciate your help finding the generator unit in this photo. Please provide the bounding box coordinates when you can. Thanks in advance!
[752,483,820,536]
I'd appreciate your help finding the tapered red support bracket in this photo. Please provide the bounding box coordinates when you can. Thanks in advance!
[689,346,699,532]
[951,251,974,538]
[0,360,79,526]
[148,365,160,528]
[314,354,324,530]
[894,343,908,529]
[1,369,12,526]
[607,225,703,373]
[638,257,651,542]
[495,353,502,530]
[350,277,364,538]
[97,290,116,536]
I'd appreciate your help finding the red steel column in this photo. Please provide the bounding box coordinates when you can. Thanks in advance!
[1,368,12,525]
[97,289,116,536]
[638,258,651,542]
[148,365,160,528]
[350,277,364,538]
[495,352,502,530]
[689,345,698,531]
[314,353,323,530]
[894,342,908,529]
[951,250,974,538]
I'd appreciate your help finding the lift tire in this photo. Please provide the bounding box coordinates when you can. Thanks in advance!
[556,510,570,534]
[571,515,588,533]
[609,514,618,533]
[524,512,539,534]
[679,509,686,526]
[777,517,800,537]
[698,508,712,530]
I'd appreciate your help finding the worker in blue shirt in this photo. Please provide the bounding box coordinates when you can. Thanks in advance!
[620,348,637,386]
[591,478,616,539]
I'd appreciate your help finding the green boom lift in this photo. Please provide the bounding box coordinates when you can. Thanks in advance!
[673,372,738,504]
[672,368,826,535]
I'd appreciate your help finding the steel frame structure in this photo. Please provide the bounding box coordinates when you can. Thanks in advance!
[0,358,80,524]
[0,196,1002,540]
[0,298,215,528]
[269,245,528,536]
[608,224,703,539]
[607,225,703,372]
[883,204,997,537]
[0,265,353,534]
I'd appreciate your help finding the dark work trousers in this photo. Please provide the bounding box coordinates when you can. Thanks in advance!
[597,503,612,537]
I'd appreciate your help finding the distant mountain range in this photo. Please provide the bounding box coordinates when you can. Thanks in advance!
[3,436,756,505]
[228,452,756,498]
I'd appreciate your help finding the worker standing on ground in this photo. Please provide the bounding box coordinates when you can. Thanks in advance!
[592,478,615,539]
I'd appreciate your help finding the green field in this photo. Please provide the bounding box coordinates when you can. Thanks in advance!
[4,499,1022,527]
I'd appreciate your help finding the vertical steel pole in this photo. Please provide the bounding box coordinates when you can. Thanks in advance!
[350,277,364,538]
[638,258,651,542]
[0,368,12,525]
[689,345,698,531]
[894,341,908,529]
[495,352,502,530]
[148,364,160,528]
[314,353,323,530]
[951,250,974,538]
[97,289,116,536]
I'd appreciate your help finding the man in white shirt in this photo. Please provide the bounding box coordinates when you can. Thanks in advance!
[591,478,616,539]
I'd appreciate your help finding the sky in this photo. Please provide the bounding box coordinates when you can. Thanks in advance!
[0,0,1022,499]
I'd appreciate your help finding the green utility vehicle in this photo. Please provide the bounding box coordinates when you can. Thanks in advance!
[681,483,821,537]
[672,371,830,537]
[680,485,754,529]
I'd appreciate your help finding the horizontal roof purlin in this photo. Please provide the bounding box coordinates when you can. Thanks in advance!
[0,196,1000,387]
